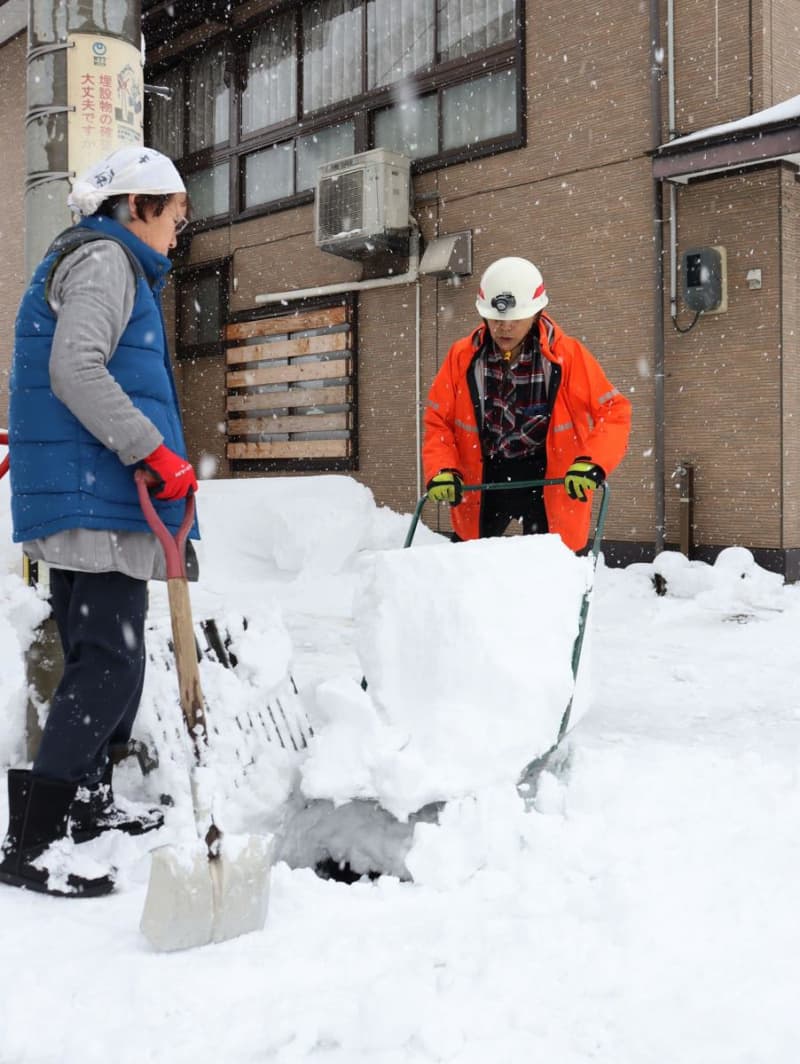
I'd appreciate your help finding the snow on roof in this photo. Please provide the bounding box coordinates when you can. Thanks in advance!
[663,93,800,149]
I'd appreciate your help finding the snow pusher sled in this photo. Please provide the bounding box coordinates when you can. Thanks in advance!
[365,480,608,800]
[401,477,608,789]
[288,476,610,882]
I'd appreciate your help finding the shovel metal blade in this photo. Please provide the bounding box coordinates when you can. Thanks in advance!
[140,833,274,952]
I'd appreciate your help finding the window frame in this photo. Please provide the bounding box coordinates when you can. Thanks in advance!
[144,0,526,231]
[174,258,231,362]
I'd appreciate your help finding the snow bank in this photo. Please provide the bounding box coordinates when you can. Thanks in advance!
[302,534,593,818]
[637,546,785,614]
[195,473,438,580]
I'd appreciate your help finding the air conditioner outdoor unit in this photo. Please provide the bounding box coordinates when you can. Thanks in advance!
[314,148,411,260]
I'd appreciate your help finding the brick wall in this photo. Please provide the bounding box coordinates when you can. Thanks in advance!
[665,170,783,548]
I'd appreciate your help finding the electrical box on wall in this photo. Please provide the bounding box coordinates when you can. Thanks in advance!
[682,245,727,314]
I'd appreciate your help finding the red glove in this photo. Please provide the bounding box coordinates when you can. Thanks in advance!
[142,444,198,500]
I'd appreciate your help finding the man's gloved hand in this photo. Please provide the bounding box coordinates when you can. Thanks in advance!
[142,444,198,500]
[564,457,605,502]
[426,470,464,505]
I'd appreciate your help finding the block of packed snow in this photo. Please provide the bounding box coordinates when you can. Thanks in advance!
[303,534,593,818]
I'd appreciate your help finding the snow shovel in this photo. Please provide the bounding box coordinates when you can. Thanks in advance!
[406,477,610,776]
[136,472,274,952]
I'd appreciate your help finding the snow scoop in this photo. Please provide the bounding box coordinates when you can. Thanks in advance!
[136,472,274,952]
[406,477,610,778]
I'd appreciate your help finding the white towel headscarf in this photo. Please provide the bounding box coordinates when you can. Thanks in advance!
[67,146,186,217]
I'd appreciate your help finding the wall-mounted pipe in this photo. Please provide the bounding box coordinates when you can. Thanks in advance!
[254,226,420,307]
[253,223,424,497]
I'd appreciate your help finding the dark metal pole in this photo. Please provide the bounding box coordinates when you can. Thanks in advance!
[650,0,666,554]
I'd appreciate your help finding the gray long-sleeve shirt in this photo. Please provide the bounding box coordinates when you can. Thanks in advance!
[23,239,168,581]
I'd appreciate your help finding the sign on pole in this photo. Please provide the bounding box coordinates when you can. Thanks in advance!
[67,33,144,178]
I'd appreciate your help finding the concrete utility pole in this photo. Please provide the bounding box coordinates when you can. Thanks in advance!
[26,0,142,277]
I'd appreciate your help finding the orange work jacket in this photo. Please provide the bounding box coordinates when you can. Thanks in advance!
[422,316,632,550]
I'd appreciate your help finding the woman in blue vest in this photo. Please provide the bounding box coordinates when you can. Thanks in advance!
[0,147,198,897]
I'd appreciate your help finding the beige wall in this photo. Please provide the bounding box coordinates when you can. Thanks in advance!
[755,0,800,107]
[780,166,800,543]
[671,0,800,126]
[665,171,783,547]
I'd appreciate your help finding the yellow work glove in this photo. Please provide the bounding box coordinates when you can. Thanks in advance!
[426,471,464,505]
[564,457,606,502]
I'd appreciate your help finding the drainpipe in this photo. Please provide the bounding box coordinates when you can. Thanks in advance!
[666,0,680,328]
[650,0,666,553]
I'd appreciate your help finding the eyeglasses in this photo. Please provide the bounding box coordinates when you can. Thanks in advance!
[173,215,189,235]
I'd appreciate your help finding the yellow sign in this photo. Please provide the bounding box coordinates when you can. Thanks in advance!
[67,33,143,178]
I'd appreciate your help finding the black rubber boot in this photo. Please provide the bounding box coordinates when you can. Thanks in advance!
[0,769,115,897]
[69,762,164,844]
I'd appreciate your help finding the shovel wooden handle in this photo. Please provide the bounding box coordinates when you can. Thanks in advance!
[135,470,207,751]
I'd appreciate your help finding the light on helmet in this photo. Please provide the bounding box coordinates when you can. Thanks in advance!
[490,292,516,313]
[475,256,549,320]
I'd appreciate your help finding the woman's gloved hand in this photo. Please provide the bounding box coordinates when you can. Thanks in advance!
[141,444,198,500]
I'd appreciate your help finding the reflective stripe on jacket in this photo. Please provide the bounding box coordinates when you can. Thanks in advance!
[422,316,632,549]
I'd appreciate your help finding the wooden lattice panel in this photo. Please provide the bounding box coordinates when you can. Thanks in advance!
[225,305,354,462]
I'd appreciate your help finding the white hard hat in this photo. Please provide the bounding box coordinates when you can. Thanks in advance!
[475,257,549,320]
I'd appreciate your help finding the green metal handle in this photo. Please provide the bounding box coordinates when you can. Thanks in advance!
[404,478,610,558]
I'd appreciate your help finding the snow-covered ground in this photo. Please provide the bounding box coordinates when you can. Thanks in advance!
[0,472,798,1063]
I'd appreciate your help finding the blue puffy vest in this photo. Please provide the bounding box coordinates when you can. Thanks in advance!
[9,216,198,542]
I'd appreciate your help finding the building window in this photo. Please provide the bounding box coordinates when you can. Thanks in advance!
[241,16,297,135]
[188,44,230,153]
[225,301,357,471]
[441,69,518,149]
[175,260,229,361]
[438,0,516,61]
[185,162,230,219]
[302,0,363,113]
[367,0,435,89]
[145,0,524,226]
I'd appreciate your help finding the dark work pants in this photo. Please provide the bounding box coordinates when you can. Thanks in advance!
[479,452,549,539]
[33,568,148,785]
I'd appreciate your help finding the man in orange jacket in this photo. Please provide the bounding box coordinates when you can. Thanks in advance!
[422,256,631,551]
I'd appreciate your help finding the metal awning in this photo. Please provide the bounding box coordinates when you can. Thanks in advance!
[653,94,800,183]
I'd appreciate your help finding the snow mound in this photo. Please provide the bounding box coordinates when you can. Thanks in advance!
[646,547,785,613]
[302,534,592,818]
[195,473,440,581]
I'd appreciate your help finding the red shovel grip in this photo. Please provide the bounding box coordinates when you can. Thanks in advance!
[134,468,195,579]
[0,430,8,480]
